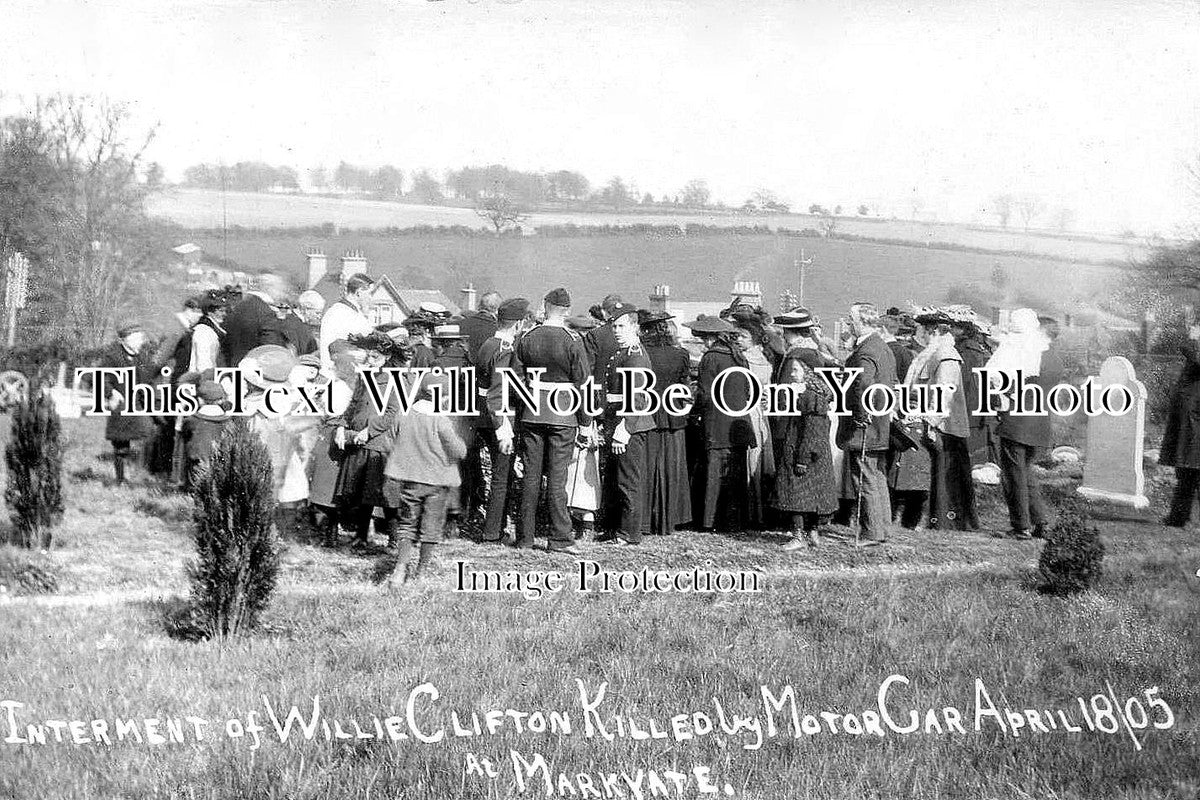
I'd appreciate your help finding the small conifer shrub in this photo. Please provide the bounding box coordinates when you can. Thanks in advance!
[188,420,279,637]
[1038,498,1105,596]
[4,392,64,549]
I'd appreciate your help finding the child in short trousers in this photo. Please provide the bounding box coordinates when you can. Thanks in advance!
[382,372,469,588]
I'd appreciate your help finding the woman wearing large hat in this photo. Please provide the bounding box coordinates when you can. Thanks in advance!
[332,331,414,549]
[895,307,974,531]
[684,315,757,532]
[638,310,693,536]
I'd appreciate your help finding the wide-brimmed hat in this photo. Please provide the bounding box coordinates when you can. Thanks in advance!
[913,306,954,326]
[418,301,450,317]
[773,308,817,329]
[239,345,300,390]
[683,315,736,334]
[638,309,674,326]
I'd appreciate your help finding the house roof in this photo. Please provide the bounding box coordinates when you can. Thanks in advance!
[372,275,461,317]
[310,273,345,308]
[172,243,202,255]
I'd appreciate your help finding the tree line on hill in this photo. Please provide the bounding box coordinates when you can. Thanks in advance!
[178,160,815,215]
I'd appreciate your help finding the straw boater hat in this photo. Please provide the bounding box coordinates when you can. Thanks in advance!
[773,308,817,329]
[238,345,300,390]
[683,315,736,334]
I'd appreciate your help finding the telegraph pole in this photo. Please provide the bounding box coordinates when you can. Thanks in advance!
[795,249,814,307]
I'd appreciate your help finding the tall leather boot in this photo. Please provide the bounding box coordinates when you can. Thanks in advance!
[322,512,340,548]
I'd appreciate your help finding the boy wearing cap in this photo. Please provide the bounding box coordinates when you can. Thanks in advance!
[512,288,593,554]
[383,372,469,587]
[595,303,654,545]
[96,323,157,485]
[181,379,234,488]
[473,297,529,542]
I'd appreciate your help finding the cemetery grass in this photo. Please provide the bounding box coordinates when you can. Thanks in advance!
[0,421,1197,799]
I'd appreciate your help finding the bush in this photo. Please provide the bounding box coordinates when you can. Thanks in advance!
[0,545,60,595]
[1037,498,1105,596]
[188,419,279,638]
[4,392,65,548]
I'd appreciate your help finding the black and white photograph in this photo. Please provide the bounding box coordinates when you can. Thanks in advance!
[0,1,1197,797]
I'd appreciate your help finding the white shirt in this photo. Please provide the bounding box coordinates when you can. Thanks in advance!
[189,320,225,373]
[319,298,374,369]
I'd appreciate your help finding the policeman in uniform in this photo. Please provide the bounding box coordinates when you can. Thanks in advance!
[595,302,655,545]
[512,288,593,554]
[474,297,530,543]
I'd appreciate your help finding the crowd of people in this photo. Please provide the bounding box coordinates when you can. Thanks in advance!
[92,270,1071,584]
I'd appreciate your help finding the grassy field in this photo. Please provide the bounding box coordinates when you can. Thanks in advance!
[182,231,1124,331]
[0,419,1197,799]
[148,188,1148,266]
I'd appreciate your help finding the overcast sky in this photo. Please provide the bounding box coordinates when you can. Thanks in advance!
[3,0,1199,235]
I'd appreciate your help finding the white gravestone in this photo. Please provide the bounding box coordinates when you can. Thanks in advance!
[1076,356,1149,509]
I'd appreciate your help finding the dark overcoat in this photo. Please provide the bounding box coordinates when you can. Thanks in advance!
[996,348,1065,449]
[222,295,287,365]
[96,341,158,442]
[695,343,756,449]
[1160,339,1200,468]
[835,332,898,453]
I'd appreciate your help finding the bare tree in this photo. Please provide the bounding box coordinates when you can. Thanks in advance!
[1017,193,1046,231]
[1,95,157,348]
[680,179,710,208]
[991,193,1015,228]
[475,189,528,235]
[817,211,838,237]
[1052,207,1075,233]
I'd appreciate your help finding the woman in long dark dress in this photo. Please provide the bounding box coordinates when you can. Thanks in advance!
[685,316,756,533]
[639,311,693,535]
[772,349,837,548]
[332,331,412,549]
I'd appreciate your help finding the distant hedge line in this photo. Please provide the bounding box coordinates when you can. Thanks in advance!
[163,221,1125,266]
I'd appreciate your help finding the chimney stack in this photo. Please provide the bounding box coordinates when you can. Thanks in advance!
[730,280,762,308]
[305,248,328,290]
[461,282,478,312]
[648,284,670,312]
[340,249,367,285]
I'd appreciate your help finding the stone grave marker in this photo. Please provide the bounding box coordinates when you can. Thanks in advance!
[1077,356,1149,509]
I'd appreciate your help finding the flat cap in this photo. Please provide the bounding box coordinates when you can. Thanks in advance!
[683,315,735,334]
[544,287,572,308]
[608,301,639,321]
[498,297,530,321]
[116,323,144,338]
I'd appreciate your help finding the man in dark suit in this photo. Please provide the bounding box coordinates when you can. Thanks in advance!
[836,302,899,545]
[221,273,290,365]
[460,292,501,363]
[475,297,530,543]
[513,288,593,554]
[993,313,1065,539]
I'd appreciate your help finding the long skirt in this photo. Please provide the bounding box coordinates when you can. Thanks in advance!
[642,428,692,535]
[745,407,775,529]
[694,445,749,532]
[307,426,344,508]
[929,434,977,530]
[333,447,388,508]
